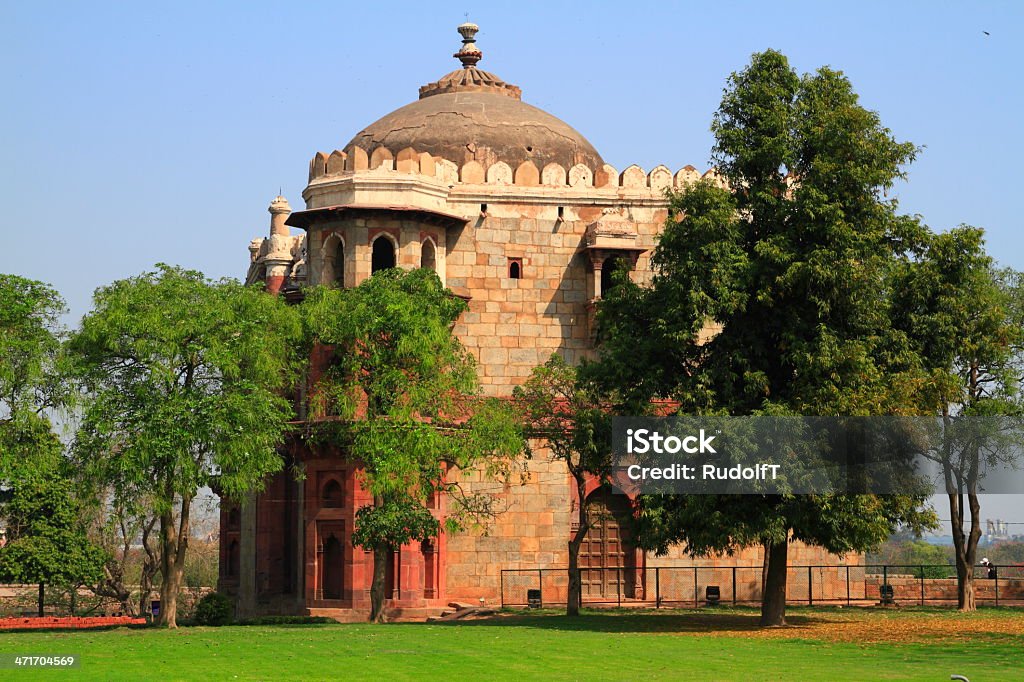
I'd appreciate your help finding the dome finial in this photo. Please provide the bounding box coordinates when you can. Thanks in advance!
[454,21,482,68]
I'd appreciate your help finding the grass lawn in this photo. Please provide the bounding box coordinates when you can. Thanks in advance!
[1,606,1021,681]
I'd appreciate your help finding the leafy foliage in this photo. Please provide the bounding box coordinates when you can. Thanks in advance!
[0,275,69,479]
[515,355,612,615]
[590,50,937,625]
[350,498,440,549]
[67,264,302,626]
[0,468,106,596]
[890,226,1024,608]
[302,268,524,621]
[193,591,234,626]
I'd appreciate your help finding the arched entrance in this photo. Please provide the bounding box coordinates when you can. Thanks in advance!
[580,488,637,599]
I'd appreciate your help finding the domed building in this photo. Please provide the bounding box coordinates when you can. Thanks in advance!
[228,24,860,620]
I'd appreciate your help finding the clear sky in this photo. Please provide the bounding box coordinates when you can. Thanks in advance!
[3,2,1023,528]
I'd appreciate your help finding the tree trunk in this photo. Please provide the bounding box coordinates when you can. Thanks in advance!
[158,495,192,628]
[38,583,44,617]
[761,539,771,597]
[139,517,159,618]
[760,538,788,626]
[369,545,389,623]
[566,476,589,617]
[949,491,982,611]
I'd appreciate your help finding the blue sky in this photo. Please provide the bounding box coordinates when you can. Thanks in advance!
[3,2,1023,526]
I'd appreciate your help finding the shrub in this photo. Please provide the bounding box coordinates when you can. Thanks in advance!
[193,592,233,626]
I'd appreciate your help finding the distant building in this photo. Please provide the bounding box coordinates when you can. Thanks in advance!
[223,23,857,620]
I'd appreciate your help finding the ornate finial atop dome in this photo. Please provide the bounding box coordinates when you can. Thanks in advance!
[454,21,482,68]
[419,22,521,99]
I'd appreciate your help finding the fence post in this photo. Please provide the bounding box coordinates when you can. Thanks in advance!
[732,567,737,605]
[995,567,999,607]
[656,568,660,609]
[538,569,543,609]
[693,567,698,608]
[500,570,504,608]
[846,565,851,607]
[808,566,813,606]
[920,566,924,606]
[617,566,622,608]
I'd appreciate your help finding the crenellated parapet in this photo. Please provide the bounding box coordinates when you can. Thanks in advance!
[307,145,728,193]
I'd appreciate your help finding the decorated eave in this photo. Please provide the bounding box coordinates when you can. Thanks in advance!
[285,204,468,230]
[582,214,648,269]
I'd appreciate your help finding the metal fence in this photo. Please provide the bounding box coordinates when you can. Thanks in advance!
[500,564,1024,609]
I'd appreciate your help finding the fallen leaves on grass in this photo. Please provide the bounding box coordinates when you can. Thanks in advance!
[698,609,1024,644]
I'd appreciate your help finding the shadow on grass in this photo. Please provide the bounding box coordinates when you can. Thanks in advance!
[423,608,833,634]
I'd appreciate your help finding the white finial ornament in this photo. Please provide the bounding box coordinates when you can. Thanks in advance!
[454,21,482,68]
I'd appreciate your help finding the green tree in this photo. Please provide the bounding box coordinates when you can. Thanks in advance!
[302,268,524,623]
[591,50,934,625]
[0,467,107,616]
[68,265,301,628]
[867,538,953,579]
[891,226,1024,610]
[0,274,69,477]
[0,275,105,615]
[515,355,611,616]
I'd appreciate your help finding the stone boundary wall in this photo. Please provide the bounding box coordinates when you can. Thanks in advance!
[865,574,1024,603]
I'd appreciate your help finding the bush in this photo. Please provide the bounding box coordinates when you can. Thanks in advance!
[192,592,233,626]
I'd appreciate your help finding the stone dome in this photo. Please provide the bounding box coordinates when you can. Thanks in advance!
[345,23,604,172]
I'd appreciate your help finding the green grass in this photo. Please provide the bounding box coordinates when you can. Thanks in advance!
[1,607,1021,681]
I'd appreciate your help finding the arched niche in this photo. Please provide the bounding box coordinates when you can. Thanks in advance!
[322,234,346,287]
[322,479,344,508]
[600,255,627,297]
[321,534,344,600]
[421,238,437,272]
[371,234,397,274]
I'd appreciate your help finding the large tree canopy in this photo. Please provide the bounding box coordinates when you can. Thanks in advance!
[302,268,524,623]
[68,264,302,627]
[590,50,935,625]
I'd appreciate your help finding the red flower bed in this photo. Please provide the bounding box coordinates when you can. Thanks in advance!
[0,615,146,630]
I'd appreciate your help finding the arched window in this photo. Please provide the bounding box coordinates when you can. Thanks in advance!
[332,240,345,286]
[227,507,240,529]
[322,479,343,508]
[600,256,625,297]
[371,235,396,274]
[421,239,436,272]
